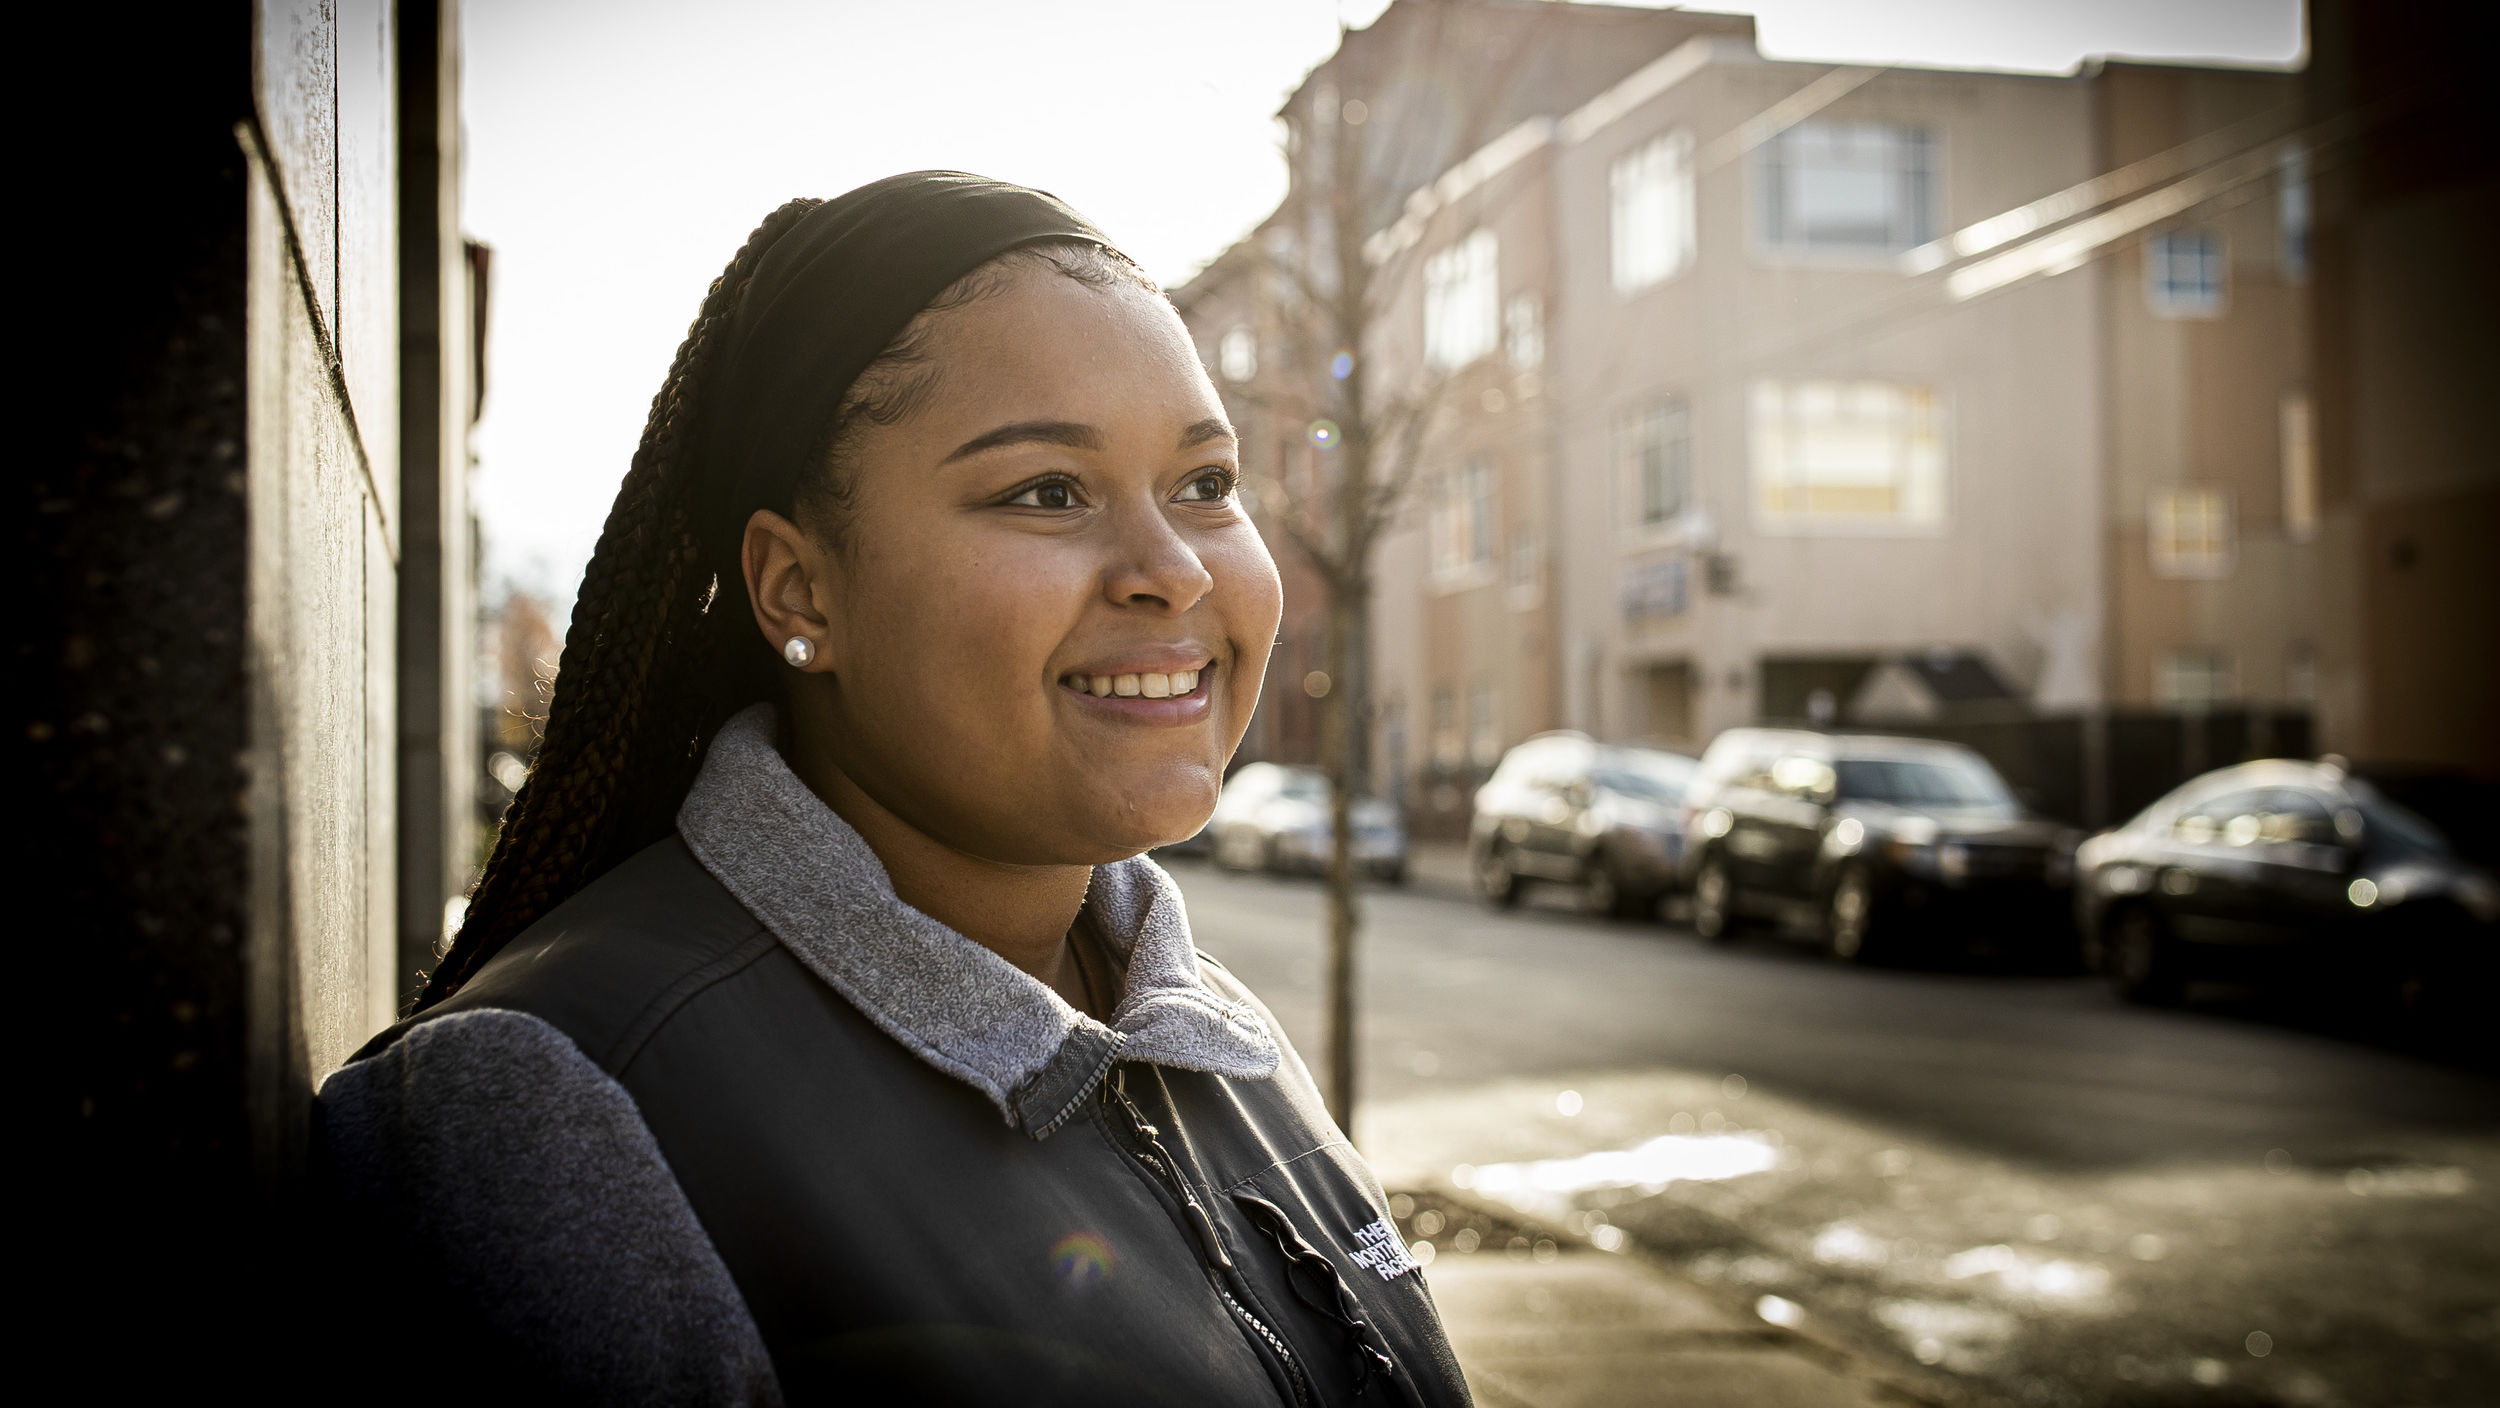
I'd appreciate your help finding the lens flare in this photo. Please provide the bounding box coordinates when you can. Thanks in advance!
[1050,1231,1117,1289]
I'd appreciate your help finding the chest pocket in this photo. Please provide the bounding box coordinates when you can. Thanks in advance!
[1227,1147,1461,1407]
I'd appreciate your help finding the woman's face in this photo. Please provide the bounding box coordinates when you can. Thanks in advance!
[775,260,1282,865]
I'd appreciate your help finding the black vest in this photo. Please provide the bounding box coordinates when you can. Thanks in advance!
[382,838,1471,1407]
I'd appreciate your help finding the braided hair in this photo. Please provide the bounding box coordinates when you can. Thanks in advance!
[418,206,1157,1011]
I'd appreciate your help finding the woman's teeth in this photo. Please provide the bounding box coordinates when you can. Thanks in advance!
[1070,669,1201,699]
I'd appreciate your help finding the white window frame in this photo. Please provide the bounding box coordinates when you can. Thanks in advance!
[1748,380,1949,534]
[1504,293,1544,371]
[1618,398,1692,530]
[2280,391,2316,542]
[2146,229,2227,318]
[1756,121,1939,259]
[1424,229,1500,371]
[1429,457,1497,587]
[2156,648,2235,708]
[1611,129,1696,294]
[2149,486,2235,579]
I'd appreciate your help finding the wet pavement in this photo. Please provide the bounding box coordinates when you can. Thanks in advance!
[1169,852,2500,1408]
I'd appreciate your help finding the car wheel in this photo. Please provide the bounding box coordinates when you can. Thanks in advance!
[1477,844,1520,909]
[1825,865,1882,964]
[1583,861,1620,918]
[1692,856,1740,943]
[2111,906,2183,1006]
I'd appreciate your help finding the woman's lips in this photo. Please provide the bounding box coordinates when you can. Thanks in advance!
[1058,664,1213,723]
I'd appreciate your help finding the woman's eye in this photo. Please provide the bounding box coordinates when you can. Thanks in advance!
[1179,469,1236,504]
[1006,479,1080,510]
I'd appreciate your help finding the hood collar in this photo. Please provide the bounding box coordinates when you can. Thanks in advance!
[676,705,1278,1138]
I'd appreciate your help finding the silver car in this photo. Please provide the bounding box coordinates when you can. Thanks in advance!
[1208,762,1408,882]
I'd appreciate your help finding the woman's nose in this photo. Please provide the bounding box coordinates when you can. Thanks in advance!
[1102,502,1215,614]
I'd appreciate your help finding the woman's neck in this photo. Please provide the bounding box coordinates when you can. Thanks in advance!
[784,724,1096,1002]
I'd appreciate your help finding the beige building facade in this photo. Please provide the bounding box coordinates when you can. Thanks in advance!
[1361,33,2128,824]
[1177,2,2363,829]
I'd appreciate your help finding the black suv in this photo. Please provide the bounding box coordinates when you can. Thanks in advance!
[1679,729,2079,962]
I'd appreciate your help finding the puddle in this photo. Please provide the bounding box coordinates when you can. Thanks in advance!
[1938,1243,2115,1307]
[1458,1133,1780,1205]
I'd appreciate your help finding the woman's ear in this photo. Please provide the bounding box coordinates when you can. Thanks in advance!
[741,509,835,672]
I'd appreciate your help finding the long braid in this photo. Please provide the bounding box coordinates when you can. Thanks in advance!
[416,199,821,1010]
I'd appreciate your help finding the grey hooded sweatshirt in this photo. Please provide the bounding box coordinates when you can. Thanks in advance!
[317,704,1470,1407]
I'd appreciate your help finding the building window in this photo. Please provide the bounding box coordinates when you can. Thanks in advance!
[1505,293,1544,371]
[1758,121,1937,256]
[1218,325,1257,382]
[1749,380,1946,530]
[2146,230,2226,317]
[1611,130,1696,292]
[1507,530,1543,608]
[2149,486,2234,578]
[1424,229,1500,370]
[1430,457,1496,580]
[2156,648,2234,708]
[1469,678,1499,766]
[2279,143,2311,280]
[2280,391,2316,542]
[1619,399,1692,526]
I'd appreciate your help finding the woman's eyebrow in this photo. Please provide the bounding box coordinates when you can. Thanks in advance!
[1177,417,1236,451]
[942,420,1101,463]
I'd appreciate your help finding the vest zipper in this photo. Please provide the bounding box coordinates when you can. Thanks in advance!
[1109,1069,1311,1408]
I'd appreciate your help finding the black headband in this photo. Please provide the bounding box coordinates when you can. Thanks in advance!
[696,171,1116,574]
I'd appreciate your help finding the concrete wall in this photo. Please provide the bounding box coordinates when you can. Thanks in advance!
[29,0,473,1375]
[243,0,405,1134]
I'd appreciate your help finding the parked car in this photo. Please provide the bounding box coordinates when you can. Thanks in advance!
[2073,758,2500,1006]
[1470,733,1698,918]
[1678,728,2080,962]
[1206,762,1407,882]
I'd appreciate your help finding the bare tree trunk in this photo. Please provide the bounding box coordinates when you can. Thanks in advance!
[1320,585,1360,1134]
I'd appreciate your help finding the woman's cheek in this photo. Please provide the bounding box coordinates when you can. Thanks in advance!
[1219,527,1284,685]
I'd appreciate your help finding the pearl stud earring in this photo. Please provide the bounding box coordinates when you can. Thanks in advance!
[782,636,815,668]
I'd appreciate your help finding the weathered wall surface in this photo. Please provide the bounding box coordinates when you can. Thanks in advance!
[28,0,472,1379]
[244,0,403,1133]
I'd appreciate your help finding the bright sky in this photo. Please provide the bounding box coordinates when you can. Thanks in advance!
[464,0,2302,602]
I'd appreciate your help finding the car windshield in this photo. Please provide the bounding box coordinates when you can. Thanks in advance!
[2345,781,2452,854]
[1593,751,1695,803]
[1274,770,1329,803]
[1835,756,2015,809]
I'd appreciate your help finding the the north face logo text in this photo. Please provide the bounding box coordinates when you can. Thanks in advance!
[1347,1218,1420,1281]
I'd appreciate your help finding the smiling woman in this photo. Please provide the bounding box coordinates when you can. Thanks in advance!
[316,174,1467,1406]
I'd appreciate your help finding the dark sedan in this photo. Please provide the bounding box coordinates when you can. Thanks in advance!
[2073,759,2500,1007]
[1679,729,2080,963]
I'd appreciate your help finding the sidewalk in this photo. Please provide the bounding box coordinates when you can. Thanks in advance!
[1364,1070,1986,1408]
[1393,1186,1938,1408]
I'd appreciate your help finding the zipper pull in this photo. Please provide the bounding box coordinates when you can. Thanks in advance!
[1110,1069,1235,1270]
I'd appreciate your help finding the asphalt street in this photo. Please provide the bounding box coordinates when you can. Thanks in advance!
[1167,854,2500,1408]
